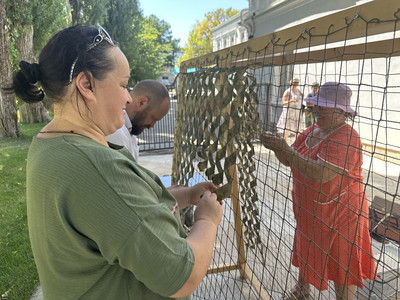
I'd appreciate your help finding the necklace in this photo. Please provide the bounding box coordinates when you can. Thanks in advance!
[318,122,346,135]
[307,123,346,148]
[38,130,90,138]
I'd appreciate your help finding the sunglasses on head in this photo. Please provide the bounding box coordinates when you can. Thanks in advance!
[69,24,114,83]
[86,24,114,51]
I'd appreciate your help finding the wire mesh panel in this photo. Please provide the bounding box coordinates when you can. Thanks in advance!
[174,1,400,299]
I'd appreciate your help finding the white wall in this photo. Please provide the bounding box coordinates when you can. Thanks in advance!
[213,0,400,149]
[246,0,360,38]
[213,0,363,51]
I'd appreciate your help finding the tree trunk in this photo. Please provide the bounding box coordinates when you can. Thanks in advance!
[66,0,73,25]
[0,0,18,137]
[69,0,80,25]
[17,23,51,124]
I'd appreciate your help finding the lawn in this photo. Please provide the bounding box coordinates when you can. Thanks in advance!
[0,123,45,300]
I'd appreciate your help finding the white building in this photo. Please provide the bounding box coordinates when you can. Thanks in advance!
[213,0,364,51]
[213,13,248,51]
[212,0,400,153]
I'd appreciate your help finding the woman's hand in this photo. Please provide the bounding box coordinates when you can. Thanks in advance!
[283,96,298,107]
[189,182,218,206]
[194,190,223,227]
[168,181,219,209]
[261,132,293,166]
[261,132,289,152]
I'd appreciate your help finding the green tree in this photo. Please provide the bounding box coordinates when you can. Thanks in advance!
[178,8,238,65]
[67,0,180,82]
[149,16,180,68]
[69,0,108,25]
[102,0,142,82]
[132,14,180,81]
[32,0,69,54]
[5,0,66,125]
[6,0,67,63]
[67,0,141,67]
[0,0,18,137]
[164,31,180,69]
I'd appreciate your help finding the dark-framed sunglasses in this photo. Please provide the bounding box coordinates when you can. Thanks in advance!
[69,24,115,83]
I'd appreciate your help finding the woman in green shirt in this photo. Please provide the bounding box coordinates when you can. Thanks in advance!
[8,24,223,299]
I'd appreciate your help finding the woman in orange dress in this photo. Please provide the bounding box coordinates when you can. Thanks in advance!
[261,82,376,300]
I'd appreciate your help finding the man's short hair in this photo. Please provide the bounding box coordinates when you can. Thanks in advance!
[131,80,170,104]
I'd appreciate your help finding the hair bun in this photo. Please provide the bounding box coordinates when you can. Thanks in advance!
[19,61,41,84]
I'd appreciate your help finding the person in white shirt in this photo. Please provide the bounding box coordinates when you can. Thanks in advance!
[106,79,170,161]
[107,80,197,228]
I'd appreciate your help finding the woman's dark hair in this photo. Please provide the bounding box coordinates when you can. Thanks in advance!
[9,25,118,104]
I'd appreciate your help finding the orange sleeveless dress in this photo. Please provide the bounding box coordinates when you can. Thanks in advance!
[290,124,376,290]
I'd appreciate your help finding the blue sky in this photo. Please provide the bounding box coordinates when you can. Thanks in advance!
[139,0,249,46]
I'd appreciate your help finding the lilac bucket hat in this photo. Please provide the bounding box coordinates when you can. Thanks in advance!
[305,82,356,116]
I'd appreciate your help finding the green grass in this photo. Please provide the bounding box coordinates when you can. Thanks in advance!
[0,123,45,300]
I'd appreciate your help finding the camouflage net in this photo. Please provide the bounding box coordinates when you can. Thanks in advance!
[172,66,263,249]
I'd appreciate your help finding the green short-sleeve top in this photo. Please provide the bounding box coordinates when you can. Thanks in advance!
[26,136,194,299]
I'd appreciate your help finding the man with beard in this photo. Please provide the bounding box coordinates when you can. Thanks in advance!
[106,80,195,228]
[106,79,170,161]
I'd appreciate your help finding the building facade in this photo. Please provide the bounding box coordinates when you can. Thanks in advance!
[213,0,363,51]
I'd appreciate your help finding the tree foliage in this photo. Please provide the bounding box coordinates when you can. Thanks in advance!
[5,0,181,82]
[32,0,69,54]
[68,0,180,82]
[102,0,141,82]
[6,0,68,68]
[69,0,108,25]
[0,0,181,131]
[178,8,238,65]
[132,14,180,81]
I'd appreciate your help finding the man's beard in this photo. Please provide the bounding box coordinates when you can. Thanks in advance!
[130,109,149,136]
[130,123,145,135]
